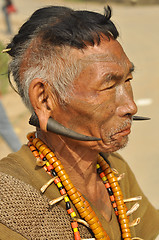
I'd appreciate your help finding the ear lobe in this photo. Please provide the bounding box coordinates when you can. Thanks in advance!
[29,78,52,131]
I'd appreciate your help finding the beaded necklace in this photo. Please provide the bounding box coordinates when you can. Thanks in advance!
[27,132,139,240]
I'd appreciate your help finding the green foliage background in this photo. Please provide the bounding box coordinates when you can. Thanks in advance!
[0,42,9,95]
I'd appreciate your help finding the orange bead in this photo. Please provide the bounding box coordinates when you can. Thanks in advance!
[114,190,123,197]
[89,221,99,230]
[88,216,99,227]
[60,173,69,182]
[62,179,71,187]
[120,223,129,229]
[86,205,93,213]
[83,200,90,208]
[32,150,39,157]
[58,169,67,177]
[35,140,44,149]
[122,228,130,233]
[52,160,61,168]
[93,226,105,236]
[74,201,84,210]
[46,151,55,159]
[65,183,74,191]
[110,181,119,188]
[70,192,80,202]
[55,164,64,173]
[67,187,77,196]
[118,213,127,220]
[80,209,90,218]
[118,209,126,215]
[122,232,131,238]
[115,197,124,203]
[30,145,36,152]
[104,167,112,175]
[27,132,35,141]
[111,186,120,193]
[41,147,51,155]
[106,173,114,179]
[85,212,96,222]
[119,218,129,225]
[117,204,125,210]
[39,144,47,153]
[32,138,40,145]
[108,177,118,184]
[49,157,57,165]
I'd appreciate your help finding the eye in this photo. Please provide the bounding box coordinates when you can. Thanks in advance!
[125,78,132,82]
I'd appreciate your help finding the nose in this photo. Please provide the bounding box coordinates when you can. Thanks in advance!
[116,86,138,118]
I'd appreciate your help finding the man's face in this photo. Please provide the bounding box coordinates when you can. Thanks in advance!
[53,37,137,152]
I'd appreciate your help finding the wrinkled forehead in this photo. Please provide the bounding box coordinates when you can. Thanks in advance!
[73,37,131,70]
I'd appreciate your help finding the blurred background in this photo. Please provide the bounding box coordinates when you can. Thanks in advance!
[0,0,159,209]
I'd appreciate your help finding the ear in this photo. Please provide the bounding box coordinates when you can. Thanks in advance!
[29,78,53,131]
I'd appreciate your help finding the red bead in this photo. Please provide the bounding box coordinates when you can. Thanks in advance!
[110,195,115,202]
[71,221,78,228]
[99,172,105,178]
[74,231,81,240]
[105,182,110,189]
[67,208,74,214]
[60,188,66,195]
[47,164,53,172]
[112,202,117,208]
[54,177,61,184]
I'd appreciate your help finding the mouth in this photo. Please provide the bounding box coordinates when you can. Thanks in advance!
[110,126,131,140]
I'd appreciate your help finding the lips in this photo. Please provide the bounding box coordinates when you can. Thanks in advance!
[110,126,131,140]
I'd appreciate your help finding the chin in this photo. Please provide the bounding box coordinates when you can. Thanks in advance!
[99,135,129,153]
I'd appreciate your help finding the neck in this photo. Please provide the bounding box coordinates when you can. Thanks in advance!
[37,130,112,221]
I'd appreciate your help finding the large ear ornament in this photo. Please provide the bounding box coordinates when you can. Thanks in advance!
[29,112,101,141]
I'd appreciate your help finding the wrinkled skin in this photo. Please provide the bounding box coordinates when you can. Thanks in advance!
[51,36,137,153]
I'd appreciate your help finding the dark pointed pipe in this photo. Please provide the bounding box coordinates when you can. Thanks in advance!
[132,116,151,121]
[29,112,101,141]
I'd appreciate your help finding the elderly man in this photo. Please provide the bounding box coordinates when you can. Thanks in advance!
[0,5,159,240]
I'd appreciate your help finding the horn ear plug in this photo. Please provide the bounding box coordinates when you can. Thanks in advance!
[29,112,101,141]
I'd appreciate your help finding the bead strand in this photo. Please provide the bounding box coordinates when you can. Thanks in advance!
[28,134,80,240]
[97,156,131,240]
[96,163,118,216]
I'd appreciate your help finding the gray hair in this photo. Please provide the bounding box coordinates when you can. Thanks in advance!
[9,39,83,112]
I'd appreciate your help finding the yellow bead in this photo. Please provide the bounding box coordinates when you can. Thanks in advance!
[102,176,107,182]
[46,162,50,167]
[71,212,76,218]
[96,164,100,169]
[57,182,62,188]
[64,196,69,202]
[73,227,78,233]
